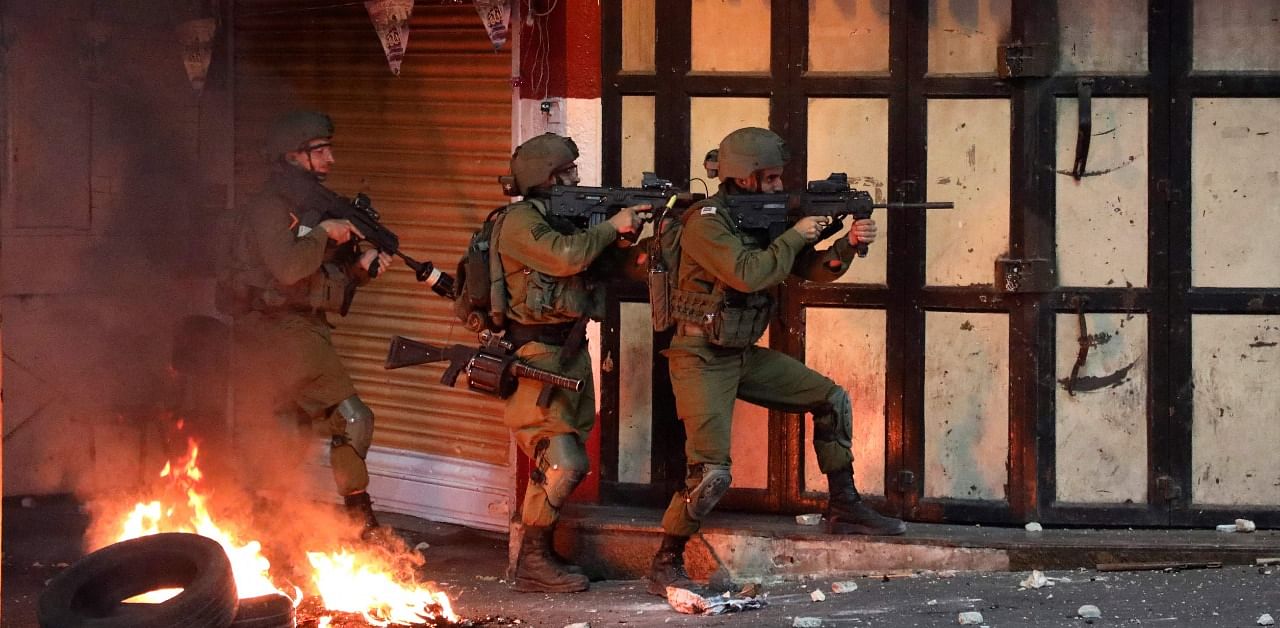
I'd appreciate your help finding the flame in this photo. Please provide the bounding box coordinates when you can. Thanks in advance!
[104,434,457,625]
[308,549,456,625]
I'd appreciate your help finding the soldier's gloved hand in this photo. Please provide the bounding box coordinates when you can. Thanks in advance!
[792,216,830,243]
[848,218,878,247]
[360,249,395,275]
[319,218,364,243]
[608,205,646,235]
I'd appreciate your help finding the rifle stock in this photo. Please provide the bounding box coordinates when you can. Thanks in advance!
[383,333,584,399]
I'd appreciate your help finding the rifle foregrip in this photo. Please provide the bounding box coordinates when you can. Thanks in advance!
[511,362,584,392]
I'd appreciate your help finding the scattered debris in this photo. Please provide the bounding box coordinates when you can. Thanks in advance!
[1237,518,1258,533]
[926,599,938,605]
[563,623,590,628]
[795,513,823,526]
[476,575,498,581]
[665,586,767,616]
[414,541,431,552]
[1024,522,1043,532]
[1257,558,1280,566]
[1078,605,1102,619]
[958,611,984,624]
[1259,613,1275,626]
[831,581,858,593]
[738,582,762,597]
[810,589,826,602]
[792,618,823,628]
[1096,561,1222,572]
[1019,570,1051,589]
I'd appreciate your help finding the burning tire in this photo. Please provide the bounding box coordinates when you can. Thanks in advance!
[38,532,238,628]
[229,592,295,628]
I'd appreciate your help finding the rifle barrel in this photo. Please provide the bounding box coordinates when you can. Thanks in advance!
[511,362,584,392]
[875,202,955,209]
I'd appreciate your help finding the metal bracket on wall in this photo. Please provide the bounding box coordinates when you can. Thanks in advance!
[896,469,917,494]
[1071,79,1095,180]
[1155,475,1182,503]
[996,42,1056,79]
[996,257,1056,294]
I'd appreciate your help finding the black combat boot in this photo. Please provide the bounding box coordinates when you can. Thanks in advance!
[537,526,585,575]
[826,468,906,536]
[646,534,697,597]
[343,491,381,538]
[511,526,589,593]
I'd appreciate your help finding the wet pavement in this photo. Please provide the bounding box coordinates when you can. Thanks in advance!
[5,496,1279,627]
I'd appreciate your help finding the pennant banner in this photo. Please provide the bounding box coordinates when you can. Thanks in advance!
[365,0,414,75]
[473,0,510,50]
[175,18,217,92]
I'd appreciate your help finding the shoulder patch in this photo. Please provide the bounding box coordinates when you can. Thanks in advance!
[700,206,717,215]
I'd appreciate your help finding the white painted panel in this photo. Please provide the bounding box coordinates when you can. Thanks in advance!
[1191,99,1280,288]
[804,308,887,496]
[618,302,654,484]
[1056,98,1148,288]
[1194,0,1280,72]
[924,312,1009,500]
[808,0,891,73]
[621,96,656,188]
[1054,313,1148,504]
[927,99,1010,287]
[689,98,770,192]
[928,0,1011,76]
[1191,315,1280,507]
[731,329,771,489]
[807,98,890,285]
[1058,0,1147,74]
[622,0,656,72]
[691,0,770,72]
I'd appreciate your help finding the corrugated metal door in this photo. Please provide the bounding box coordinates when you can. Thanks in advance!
[233,1,513,529]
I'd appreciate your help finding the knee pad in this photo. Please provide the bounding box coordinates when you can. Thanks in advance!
[813,387,853,450]
[533,434,589,509]
[334,396,375,459]
[683,463,732,521]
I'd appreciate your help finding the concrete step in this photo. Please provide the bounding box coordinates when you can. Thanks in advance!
[554,504,1280,584]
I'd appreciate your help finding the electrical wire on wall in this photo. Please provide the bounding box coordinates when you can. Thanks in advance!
[524,0,557,101]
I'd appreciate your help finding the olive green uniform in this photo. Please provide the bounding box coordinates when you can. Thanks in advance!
[495,198,620,528]
[225,166,373,497]
[660,186,861,537]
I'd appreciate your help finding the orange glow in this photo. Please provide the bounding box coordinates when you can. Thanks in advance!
[101,435,456,624]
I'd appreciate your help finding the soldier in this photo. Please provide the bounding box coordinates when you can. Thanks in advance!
[495,133,645,593]
[221,110,393,537]
[646,127,906,597]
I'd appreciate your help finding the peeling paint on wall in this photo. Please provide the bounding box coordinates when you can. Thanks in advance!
[924,312,1009,501]
[927,99,1011,287]
[1058,0,1147,73]
[618,303,654,484]
[1191,315,1280,507]
[927,0,1011,76]
[1055,313,1148,504]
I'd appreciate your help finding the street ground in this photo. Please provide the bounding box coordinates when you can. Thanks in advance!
[4,496,1278,627]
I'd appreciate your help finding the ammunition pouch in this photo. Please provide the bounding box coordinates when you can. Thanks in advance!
[671,288,773,349]
[308,262,355,314]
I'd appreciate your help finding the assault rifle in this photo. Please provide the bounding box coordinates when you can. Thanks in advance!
[302,187,456,299]
[725,173,955,255]
[384,331,584,400]
[545,172,702,243]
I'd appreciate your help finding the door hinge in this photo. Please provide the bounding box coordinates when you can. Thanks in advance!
[1155,475,1182,502]
[896,470,917,493]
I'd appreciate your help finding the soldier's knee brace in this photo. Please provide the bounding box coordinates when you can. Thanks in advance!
[532,434,589,509]
[333,396,375,459]
[812,387,853,450]
[683,463,732,521]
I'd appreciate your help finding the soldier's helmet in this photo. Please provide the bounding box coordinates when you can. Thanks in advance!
[510,132,579,195]
[716,127,790,180]
[263,110,334,157]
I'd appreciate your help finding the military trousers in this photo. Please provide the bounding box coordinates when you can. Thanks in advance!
[503,340,596,528]
[231,310,370,498]
[660,335,854,536]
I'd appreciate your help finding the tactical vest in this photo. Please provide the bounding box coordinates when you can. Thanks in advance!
[495,199,605,325]
[667,196,775,348]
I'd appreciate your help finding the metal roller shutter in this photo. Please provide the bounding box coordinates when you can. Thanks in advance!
[233,1,513,529]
